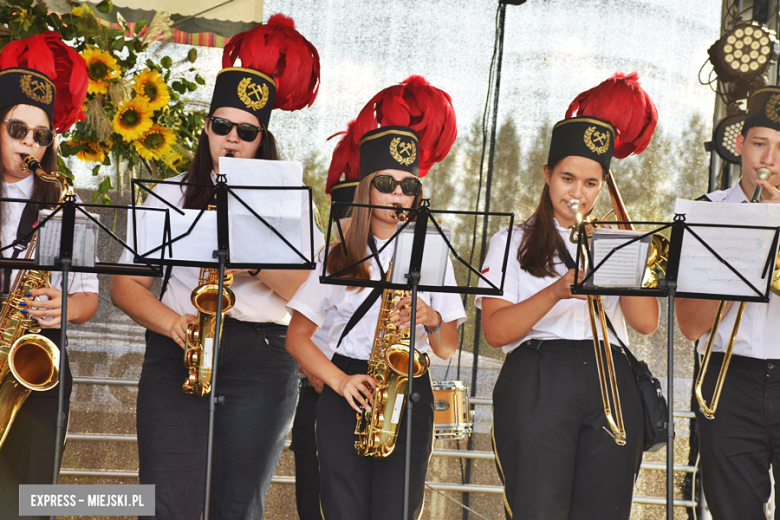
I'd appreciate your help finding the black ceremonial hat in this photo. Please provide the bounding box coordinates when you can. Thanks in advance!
[329,179,358,220]
[209,68,276,129]
[0,68,55,123]
[547,116,615,172]
[742,86,780,135]
[359,126,420,180]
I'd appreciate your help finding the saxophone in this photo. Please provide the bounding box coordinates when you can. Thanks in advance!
[182,207,236,396]
[0,155,68,448]
[355,208,428,457]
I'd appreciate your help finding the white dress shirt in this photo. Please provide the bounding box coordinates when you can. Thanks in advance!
[287,237,467,360]
[695,183,780,360]
[1,174,99,298]
[119,171,325,325]
[475,219,629,355]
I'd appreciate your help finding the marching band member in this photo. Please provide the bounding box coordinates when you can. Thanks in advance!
[291,180,355,520]
[477,73,660,520]
[110,14,322,520]
[676,86,780,519]
[0,32,97,520]
[285,76,466,520]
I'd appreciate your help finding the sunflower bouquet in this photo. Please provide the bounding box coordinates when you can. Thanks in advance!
[0,1,206,203]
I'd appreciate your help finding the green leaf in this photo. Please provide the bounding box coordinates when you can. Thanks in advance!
[187,48,198,63]
[160,55,172,69]
[91,165,101,176]
[111,38,125,51]
[195,74,205,86]
[135,19,147,32]
[96,0,113,14]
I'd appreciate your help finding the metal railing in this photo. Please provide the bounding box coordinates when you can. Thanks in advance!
[68,377,699,509]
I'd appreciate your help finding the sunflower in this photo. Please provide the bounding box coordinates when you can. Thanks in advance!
[164,151,184,169]
[82,48,120,96]
[67,138,106,163]
[134,124,176,160]
[113,98,154,141]
[133,69,170,111]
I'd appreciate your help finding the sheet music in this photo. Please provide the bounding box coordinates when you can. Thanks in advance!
[222,158,305,264]
[129,159,307,265]
[36,209,99,267]
[590,228,649,287]
[674,198,780,297]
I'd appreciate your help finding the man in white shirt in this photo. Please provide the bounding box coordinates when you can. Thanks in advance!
[676,85,780,520]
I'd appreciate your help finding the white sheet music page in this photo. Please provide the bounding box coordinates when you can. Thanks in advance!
[674,198,780,297]
[591,228,649,287]
[221,157,305,265]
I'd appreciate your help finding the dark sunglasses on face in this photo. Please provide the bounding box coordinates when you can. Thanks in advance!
[2,119,54,147]
[209,117,262,142]
[371,175,423,196]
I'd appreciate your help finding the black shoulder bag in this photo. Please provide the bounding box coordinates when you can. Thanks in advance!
[556,237,669,452]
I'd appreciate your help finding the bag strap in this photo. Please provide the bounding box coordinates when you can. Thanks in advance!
[555,235,647,375]
[336,239,386,349]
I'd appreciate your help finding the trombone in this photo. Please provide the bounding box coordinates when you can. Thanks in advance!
[569,198,626,446]
[568,170,669,445]
[694,167,771,420]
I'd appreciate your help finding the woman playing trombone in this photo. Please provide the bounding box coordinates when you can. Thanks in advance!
[477,73,660,520]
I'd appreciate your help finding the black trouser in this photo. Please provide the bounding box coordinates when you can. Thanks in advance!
[136,318,298,520]
[316,353,434,520]
[0,329,69,520]
[492,339,643,520]
[697,352,780,520]
[291,380,323,520]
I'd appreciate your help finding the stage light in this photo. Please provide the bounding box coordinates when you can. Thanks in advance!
[708,23,778,83]
[711,112,746,164]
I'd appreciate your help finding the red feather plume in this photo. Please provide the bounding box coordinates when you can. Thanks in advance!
[565,72,657,159]
[326,75,457,193]
[0,31,88,133]
[223,13,320,112]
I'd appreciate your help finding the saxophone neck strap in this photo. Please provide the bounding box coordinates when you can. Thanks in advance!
[335,238,388,349]
[336,286,383,350]
[2,202,39,297]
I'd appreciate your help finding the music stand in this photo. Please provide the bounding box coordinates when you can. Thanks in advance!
[571,215,780,519]
[0,189,166,520]
[321,199,513,520]
[131,166,316,519]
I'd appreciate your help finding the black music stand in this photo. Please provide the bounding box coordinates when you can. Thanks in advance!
[131,171,315,519]
[321,199,513,520]
[0,191,166,520]
[571,215,780,520]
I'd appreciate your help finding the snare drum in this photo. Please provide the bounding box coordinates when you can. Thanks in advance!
[432,381,474,440]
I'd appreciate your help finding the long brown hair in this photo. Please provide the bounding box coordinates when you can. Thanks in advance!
[517,157,604,278]
[181,123,279,210]
[0,106,60,247]
[327,171,423,288]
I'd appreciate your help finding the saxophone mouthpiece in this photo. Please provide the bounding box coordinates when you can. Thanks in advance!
[225,151,235,158]
[390,203,408,221]
[19,153,41,174]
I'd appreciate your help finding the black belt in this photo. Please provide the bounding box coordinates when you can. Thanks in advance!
[517,338,624,353]
[708,351,780,371]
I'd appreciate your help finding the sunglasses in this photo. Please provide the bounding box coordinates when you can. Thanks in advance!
[209,117,262,142]
[2,119,54,147]
[371,175,422,196]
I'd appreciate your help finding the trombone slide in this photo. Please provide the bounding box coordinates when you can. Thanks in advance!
[694,300,746,420]
[587,295,627,446]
